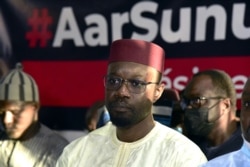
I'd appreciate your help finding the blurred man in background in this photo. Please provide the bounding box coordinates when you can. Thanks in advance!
[0,63,69,167]
[201,77,250,166]
[182,69,243,160]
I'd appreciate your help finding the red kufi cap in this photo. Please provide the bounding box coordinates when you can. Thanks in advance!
[108,39,165,73]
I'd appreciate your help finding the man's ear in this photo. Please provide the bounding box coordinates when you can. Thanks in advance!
[221,98,232,115]
[222,98,231,109]
[153,83,165,103]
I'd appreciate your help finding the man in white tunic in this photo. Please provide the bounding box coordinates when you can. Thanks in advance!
[201,78,250,167]
[56,39,207,167]
[0,63,69,167]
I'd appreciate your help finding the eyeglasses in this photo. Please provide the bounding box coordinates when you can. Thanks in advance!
[0,103,27,116]
[0,108,23,116]
[104,75,159,94]
[181,96,225,109]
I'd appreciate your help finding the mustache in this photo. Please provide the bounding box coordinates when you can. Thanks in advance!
[108,100,131,109]
[5,124,16,131]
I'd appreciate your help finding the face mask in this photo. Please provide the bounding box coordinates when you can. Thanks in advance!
[184,107,215,137]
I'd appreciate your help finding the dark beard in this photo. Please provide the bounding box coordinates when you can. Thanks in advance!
[106,97,152,128]
[110,113,133,128]
[107,99,135,128]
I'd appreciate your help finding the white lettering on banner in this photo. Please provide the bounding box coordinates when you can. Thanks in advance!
[130,1,158,41]
[161,8,191,43]
[53,8,84,47]
[84,14,108,46]
[111,13,129,40]
[52,2,250,47]
[162,66,247,100]
[232,4,250,39]
[195,5,227,41]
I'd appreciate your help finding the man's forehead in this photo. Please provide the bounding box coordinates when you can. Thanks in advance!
[2,101,22,108]
[108,62,156,76]
[108,61,150,69]
[186,76,214,92]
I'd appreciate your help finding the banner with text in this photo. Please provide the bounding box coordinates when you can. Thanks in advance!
[1,0,249,109]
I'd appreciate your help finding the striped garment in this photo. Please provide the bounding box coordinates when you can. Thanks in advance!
[0,123,69,167]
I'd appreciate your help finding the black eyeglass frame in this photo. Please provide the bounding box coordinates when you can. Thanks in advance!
[103,75,159,94]
[181,96,225,109]
[0,101,38,116]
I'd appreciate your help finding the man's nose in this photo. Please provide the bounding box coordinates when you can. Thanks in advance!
[4,111,15,124]
[116,81,130,96]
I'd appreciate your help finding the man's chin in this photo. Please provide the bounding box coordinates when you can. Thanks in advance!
[111,119,130,128]
[6,130,22,139]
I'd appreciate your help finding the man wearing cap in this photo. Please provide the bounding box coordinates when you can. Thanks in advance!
[0,63,69,167]
[56,39,207,167]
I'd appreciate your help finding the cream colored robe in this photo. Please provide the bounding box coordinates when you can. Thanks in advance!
[56,122,207,167]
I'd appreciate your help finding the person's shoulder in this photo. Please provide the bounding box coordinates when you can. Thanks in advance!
[153,122,208,165]
[89,121,114,135]
[65,134,87,149]
[155,122,193,141]
[64,122,114,151]
[37,124,69,145]
[201,150,241,167]
[155,122,205,152]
